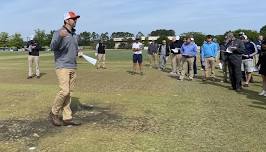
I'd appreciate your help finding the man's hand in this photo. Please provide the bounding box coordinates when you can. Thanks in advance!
[78,51,83,57]
[243,55,249,58]
[59,29,68,37]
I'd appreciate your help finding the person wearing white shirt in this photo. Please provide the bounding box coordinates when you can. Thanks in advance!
[132,38,143,75]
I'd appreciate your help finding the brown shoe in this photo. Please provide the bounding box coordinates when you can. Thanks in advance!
[49,112,62,126]
[63,119,81,126]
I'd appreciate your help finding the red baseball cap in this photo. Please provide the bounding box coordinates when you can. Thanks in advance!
[64,11,80,20]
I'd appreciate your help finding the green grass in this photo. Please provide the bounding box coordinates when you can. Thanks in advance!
[0,50,266,152]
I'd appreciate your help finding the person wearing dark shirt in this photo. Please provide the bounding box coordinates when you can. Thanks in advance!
[95,40,107,69]
[169,36,183,76]
[26,39,41,79]
[224,32,245,92]
[257,40,266,96]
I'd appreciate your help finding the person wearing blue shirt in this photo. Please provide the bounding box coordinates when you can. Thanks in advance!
[201,35,218,81]
[178,37,197,81]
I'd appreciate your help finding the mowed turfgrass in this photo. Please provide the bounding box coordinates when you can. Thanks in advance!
[0,50,266,152]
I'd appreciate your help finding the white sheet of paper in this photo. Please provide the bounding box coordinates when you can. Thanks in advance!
[82,54,97,65]
[171,48,179,53]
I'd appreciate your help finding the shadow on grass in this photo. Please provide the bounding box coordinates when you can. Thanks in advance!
[39,72,47,78]
[0,97,159,151]
[200,80,266,108]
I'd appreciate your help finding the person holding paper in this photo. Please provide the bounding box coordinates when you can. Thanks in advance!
[225,32,245,92]
[170,36,183,76]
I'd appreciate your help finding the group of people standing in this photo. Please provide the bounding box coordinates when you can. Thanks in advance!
[24,11,266,127]
[133,32,266,94]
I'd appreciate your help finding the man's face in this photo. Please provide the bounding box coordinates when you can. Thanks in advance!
[66,18,77,28]
[206,38,212,42]
[172,38,176,42]
[259,36,264,41]
[186,38,191,43]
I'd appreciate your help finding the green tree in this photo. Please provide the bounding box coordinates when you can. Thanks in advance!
[260,25,266,37]
[91,32,100,41]
[229,29,259,42]
[181,32,206,45]
[79,31,92,46]
[44,30,55,46]
[0,32,9,47]
[100,32,109,41]
[136,32,144,38]
[34,29,46,46]
[156,35,169,44]
[106,39,115,49]
[8,33,24,48]
[111,32,134,38]
[149,29,175,36]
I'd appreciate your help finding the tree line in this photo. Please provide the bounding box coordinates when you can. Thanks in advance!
[1,25,266,49]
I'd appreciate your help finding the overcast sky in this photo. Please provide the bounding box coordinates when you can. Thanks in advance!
[0,0,265,38]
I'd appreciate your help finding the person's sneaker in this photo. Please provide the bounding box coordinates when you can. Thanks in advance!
[235,88,242,92]
[258,90,266,96]
[63,119,81,126]
[36,76,40,79]
[170,71,177,75]
[27,76,33,79]
[243,83,249,87]
[49,112,62,126]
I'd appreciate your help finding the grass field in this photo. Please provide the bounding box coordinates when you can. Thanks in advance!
[0,50,266,152]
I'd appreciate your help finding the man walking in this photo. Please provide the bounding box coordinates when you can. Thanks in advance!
[49,11,81,126]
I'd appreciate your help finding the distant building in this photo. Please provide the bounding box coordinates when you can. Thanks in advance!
[113,36,176,49]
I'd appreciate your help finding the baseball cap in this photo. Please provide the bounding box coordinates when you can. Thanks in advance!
[64,11,80,20]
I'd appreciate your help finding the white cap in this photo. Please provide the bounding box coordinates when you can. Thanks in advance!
[243,35,248,40]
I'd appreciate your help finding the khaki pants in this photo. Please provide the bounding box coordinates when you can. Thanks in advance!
[171,54,182,74]
[179,56,194,80]
[204,57,215,79]
[28,55,40,76]
[96,54,106,68]
[148,53,157,67]
[52,68,76,120]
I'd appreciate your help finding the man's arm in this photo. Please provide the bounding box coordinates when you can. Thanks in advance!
[50,29,67,51]
[249,42,258,57]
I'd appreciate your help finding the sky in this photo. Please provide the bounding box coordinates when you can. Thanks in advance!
[0,0,265,39]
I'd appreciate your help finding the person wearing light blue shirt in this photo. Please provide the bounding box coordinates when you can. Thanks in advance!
[178,37,197,81]
[201,35,218,80]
